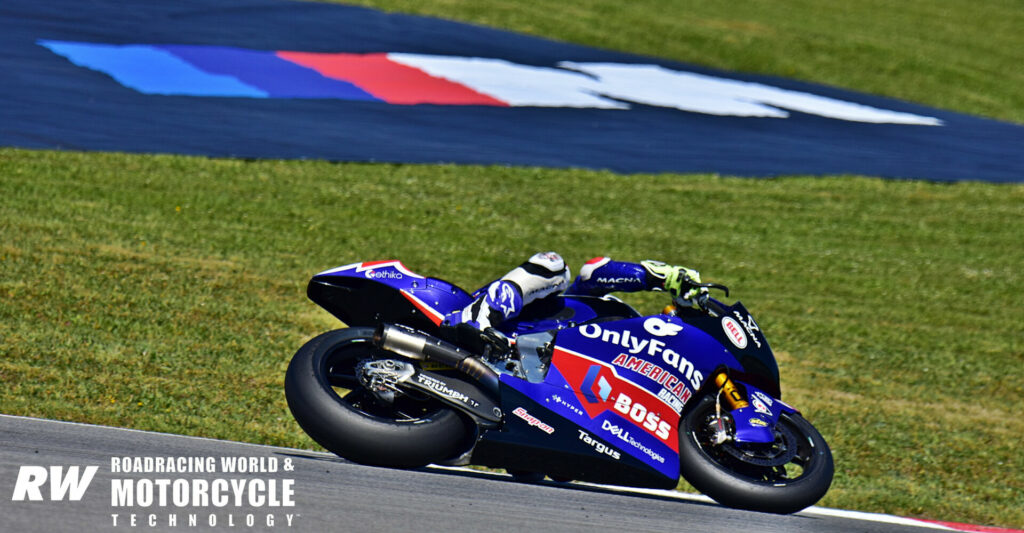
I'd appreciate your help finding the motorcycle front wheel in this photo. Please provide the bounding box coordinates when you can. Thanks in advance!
[285,327,472,468]
[678,395,834,514]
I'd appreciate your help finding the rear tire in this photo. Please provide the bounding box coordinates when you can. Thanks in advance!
[285,328,472,468]
[678,395,833,514]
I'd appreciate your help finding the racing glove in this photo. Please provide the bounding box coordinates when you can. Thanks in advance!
[641,260,707,304]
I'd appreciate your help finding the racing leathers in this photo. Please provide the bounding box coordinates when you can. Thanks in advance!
[444,252,703,331]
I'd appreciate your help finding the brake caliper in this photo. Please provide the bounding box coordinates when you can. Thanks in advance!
[357,359,415,403]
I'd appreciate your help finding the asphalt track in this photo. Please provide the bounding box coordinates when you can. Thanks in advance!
[1,415,963,533]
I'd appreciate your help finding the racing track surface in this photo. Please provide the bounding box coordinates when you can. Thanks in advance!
[0,415,960,533]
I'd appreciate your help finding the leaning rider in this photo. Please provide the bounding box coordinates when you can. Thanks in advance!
[444,252,706,333]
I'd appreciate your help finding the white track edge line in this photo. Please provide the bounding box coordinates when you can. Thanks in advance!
[429,464,957,531]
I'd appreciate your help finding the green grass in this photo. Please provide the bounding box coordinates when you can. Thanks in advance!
[331,0,1024,124]
[1,148,1022,526]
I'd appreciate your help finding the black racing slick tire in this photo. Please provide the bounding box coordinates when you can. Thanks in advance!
[285,328,472,468]
[678,395,834,514]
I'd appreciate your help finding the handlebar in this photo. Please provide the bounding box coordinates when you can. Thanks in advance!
[692,281,729,297]
[673,281,730,316]
[702,296,729,316]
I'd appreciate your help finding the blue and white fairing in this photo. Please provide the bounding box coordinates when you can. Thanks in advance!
[502,309,799,480]
[308,260,473,331]
[309,260,797,482]
[501,315,727,479]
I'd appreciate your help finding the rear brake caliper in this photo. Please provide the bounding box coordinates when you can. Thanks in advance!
[357,359,415,404]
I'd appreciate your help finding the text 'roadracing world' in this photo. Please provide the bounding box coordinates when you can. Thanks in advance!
[10,456,300,528]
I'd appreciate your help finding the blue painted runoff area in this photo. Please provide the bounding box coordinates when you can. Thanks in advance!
[157,45,380,100]
[38,41,268,98]
[4,0,1023,182]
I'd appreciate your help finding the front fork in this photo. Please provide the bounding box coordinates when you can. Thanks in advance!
[711,371,747,444]
[708,370,789,445]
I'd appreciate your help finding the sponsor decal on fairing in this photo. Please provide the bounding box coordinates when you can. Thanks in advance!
[579,320,703,392]
[317,260,423,278]
[732,311,763,349]
[642,317,683,337]
[553,347,681,452]
[512,407,555,435]
[751,396,772,416]
[600,420,666,464]
[364,269,402,280]
[753,391,775,407]
[721,316,748,349]
[580,365,614,404]
[611,354,694,407]
[546,394,585,417]
[576,429,621,460]
[656,388,684,414]
[612,392,672,441]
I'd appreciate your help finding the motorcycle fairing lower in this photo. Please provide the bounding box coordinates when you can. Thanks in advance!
[473,378,677,488]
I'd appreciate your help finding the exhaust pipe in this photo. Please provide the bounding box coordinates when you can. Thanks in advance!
[373,324,500,394]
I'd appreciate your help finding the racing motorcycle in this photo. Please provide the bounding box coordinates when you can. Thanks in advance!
[285,260,833,514]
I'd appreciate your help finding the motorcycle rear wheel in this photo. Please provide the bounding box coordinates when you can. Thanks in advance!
[678,395,834,514]
[285,327,472,468]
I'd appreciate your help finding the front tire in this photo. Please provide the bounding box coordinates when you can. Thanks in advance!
[285,328,472,468]
[678,395,834,514]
